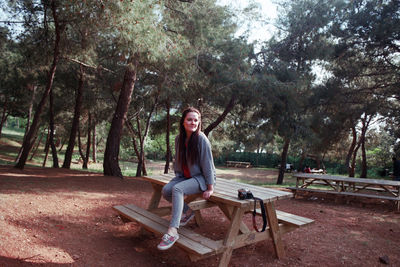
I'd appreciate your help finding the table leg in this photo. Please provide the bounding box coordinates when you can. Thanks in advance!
[265,201,286,259]
[217,203,250,234]
[294,178,299,198]
[141,183,163,236]
[219,206,245,267]
[148,184,163,210]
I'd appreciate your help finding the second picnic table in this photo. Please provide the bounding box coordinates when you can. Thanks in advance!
[290,173,400,210]
[113,174,314,267]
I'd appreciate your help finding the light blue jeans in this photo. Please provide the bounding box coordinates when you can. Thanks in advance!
[161,176,202,229]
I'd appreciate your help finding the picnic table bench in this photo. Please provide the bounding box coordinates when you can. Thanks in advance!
[289,173,400,210]
[113,174,314,267]
[226,161,251,168]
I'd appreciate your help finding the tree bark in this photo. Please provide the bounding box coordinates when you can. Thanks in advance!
[25,85,36,139]
[58,138,66,152]
[103,54,139,178]
[0,99,9,139]
[360,114,373,178]
[277,137,290,185]
[346,126,357,176]
[164,100,171,174]
[204,95,236,137]
[298,150,306,172]
[125,120,141,168]
[316,156,321,169]
[84,112,92,169]
[29,129,44,161]
[15,85,37,162]
[126,120,141,161]
[15,1,63,169]
[77,121,88,169]
[42,127,50,167]
[49,87,59,168]
[136,90,159,177]
[92,119,97,163]
[62,65,85,169]
[350,138,362,177]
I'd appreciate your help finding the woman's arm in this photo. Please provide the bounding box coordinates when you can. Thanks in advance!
[198,133,216,197]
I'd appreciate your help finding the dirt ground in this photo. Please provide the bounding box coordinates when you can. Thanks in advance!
[1,162,400,267]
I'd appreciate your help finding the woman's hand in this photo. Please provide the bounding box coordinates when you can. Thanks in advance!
[202,189,213,199]
[203,184,214,200]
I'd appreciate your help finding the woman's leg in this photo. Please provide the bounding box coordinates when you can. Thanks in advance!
[157,178,202,250]
[162,176,191,214]
[169,178,202,229]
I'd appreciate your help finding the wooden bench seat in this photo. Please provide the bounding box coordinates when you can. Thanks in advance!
[188,197,314,229]
[288,187,399,201]
[113,204,221,260]
[252,208,314,228]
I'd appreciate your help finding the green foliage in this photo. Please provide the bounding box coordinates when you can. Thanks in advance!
[1,0,399,178]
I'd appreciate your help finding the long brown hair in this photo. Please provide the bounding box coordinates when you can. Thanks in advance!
[178,107,201,166]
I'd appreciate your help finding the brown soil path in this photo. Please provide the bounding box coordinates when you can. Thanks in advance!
[1,163,399,266]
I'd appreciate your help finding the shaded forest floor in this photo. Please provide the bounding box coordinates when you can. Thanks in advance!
[1,162,400,266]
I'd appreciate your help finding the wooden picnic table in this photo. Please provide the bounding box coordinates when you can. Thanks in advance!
[290,173,400,210]
[113,174,314,267]
[226,161,251,168]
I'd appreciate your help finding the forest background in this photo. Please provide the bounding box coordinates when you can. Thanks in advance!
[0,0,399,184]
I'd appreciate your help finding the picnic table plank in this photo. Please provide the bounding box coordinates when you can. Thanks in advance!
[113,205,217,256]
[114,204,221,255]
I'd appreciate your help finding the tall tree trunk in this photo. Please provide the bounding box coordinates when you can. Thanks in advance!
[135,115,143,177]
[350,139,362,177]
[84,112,92,169]
[77,121,88,169]
[298,150,306,172]
[103,54,139,178]
[15,1,62,169]
[49,87,59,168]
[346,126,357,176]
[136,90,159,177]
[0,100,9,139]
[42,127,50,167]
[29,129,44,161]
[15,85,37,162]
[316,156,321,169]
[62,65,85,169]
[58,138,66,152]
[125,120,140,163]
[24,85,36,139]
[360,114,373,178]
[277,137,290,185]
[203,95,236,137]
[360,134,367,178]
[164,100,171,174]
[92,119,97,163]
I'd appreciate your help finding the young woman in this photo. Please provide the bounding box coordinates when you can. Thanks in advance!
[157,107,216,250]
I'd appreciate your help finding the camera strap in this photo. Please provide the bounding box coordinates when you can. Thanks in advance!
[252,197,267,232]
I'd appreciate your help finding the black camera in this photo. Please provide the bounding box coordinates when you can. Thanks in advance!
[238,188,254,200]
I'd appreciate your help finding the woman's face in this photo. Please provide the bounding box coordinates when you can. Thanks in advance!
[183,112,200,136]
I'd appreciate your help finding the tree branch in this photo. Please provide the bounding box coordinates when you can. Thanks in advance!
[62,57,116,74]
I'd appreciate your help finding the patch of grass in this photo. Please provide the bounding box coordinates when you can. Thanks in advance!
[2,127,25,141]
[0,158,13,165]
[231,178,298,188]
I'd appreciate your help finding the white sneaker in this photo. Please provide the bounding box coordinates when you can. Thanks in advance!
[157,233,179,250]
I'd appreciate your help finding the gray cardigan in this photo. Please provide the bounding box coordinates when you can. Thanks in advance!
[173,132,216,191]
